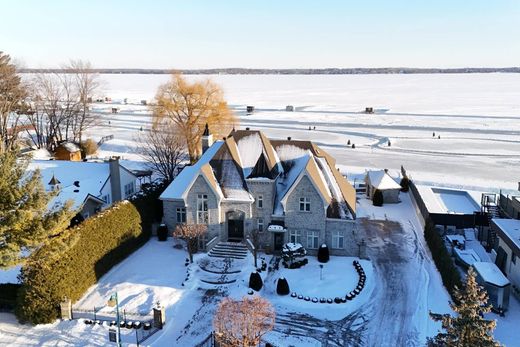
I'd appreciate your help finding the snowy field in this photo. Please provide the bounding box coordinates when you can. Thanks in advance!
[79,73,520,193]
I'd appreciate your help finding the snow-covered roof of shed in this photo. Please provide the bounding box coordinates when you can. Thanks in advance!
[160,141,224,200]
[491,218,520,255]
[472,262,510,287]
[59,142,81,153]
[366,170,401,190]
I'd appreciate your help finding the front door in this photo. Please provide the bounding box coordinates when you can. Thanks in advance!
[227,211,244,241]
[274,233,284,251]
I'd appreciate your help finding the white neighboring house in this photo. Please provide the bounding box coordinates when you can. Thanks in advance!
[491,218,520,290]
[365,170,402,203]
[28,157,139,220]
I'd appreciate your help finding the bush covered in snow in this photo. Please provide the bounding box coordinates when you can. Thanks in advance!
[16,202,144,324]
[249,271,263,291]
[276,277,290,295]
[317,244,329,263]
[281,242,307,268]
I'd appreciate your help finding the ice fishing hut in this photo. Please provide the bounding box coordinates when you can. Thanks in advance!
[246,105,255,114]
[472,262,510,311]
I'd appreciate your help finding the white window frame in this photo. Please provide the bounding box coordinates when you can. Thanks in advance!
[307,231,319,249]
[332,231,344,249]
[257,195,263,209]
[299,197,311,212]
[197,194,209,224]
[176,207,186,224]
[257,218,264,232]
[289,230,302,244]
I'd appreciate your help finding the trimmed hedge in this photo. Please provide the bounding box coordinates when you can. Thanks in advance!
[16,202,143,324]
[276,277,290,295]
[249,271,263,291]
[424,219,462,297]
[373,189,384,207]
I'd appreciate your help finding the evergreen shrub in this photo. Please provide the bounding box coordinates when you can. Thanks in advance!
[317,244,329,263]
[249,271,263,291]
[276,277,290,295]
[16,202,143,324]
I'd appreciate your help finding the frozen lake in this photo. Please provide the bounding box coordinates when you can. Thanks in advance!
[86,73,520,192]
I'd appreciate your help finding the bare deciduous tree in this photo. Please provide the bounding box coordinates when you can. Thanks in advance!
[24,61,99,150]
[0,52,28,152]
[214,296,276,347]
[173,223,207,263]
[137,118,187,183]
[152,74,237,163]
[68,60,100,143]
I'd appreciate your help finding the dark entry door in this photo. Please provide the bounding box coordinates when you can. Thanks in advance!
[274,233,284,251]
[228,219,244,241]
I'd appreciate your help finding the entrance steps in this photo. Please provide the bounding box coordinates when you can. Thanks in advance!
[208,242,248,260]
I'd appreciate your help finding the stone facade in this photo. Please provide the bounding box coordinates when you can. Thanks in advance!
[162,172,359,256]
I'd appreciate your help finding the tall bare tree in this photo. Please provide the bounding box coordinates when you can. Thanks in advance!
[214,296,276,347]
[25,61,99,149]
[68,60,100,143]
[0,52,28,152]
[137,118,187,183]
[173,223,207,263]
[152,74,237,163]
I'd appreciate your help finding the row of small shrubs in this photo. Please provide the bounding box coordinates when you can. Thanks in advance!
[16,202,143,324]
[423,219,462,297]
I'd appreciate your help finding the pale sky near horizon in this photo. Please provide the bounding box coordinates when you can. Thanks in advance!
[2,0,520,69]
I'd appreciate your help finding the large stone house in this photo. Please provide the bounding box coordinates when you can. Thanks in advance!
[160,128,358,255]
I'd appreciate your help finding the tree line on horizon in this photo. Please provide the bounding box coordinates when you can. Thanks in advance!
[18,67,520,75]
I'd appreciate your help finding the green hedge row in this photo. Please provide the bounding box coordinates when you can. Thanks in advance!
[16,202,143,324]
[424,219,462,297]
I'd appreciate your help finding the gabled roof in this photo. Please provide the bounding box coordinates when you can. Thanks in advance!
[161,130,357,219]
[160,141,224,201]
[366,170,402,190]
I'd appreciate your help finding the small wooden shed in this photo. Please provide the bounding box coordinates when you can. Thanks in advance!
[55,142,82,161]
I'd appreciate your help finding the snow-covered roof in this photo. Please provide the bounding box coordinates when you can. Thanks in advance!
[160,141,224,201]
[160,130,357,218]
[492,218,520,256]
[366,170,401,190]
[417,185,480,215]
[27,159,121,211]
[59,142,81,153]
[472,262,510,287]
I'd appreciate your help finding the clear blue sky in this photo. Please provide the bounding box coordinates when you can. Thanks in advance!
[2,0,519,69]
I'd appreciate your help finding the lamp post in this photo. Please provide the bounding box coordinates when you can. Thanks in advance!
[319,264,324,280]
[109,292,122,347]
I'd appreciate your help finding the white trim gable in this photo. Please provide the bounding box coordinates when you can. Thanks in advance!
[280,170,329,215]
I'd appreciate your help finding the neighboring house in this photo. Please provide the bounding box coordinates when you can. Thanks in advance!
[491,218,520,289]
[28,157,139,220]
[365,170,401,203]
[160,128,358,255]
[55,141,82,161]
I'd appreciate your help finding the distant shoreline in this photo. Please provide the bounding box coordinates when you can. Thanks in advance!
[19,67,520,75]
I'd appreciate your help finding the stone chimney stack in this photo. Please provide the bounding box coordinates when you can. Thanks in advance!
[201,123,213,154]
[109,156,122,202]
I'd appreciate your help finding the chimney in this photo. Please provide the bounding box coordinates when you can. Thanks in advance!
[109,156,122,203]
[201,123,213,154]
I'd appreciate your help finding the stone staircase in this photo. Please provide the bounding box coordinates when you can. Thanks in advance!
[208,242,248,260]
